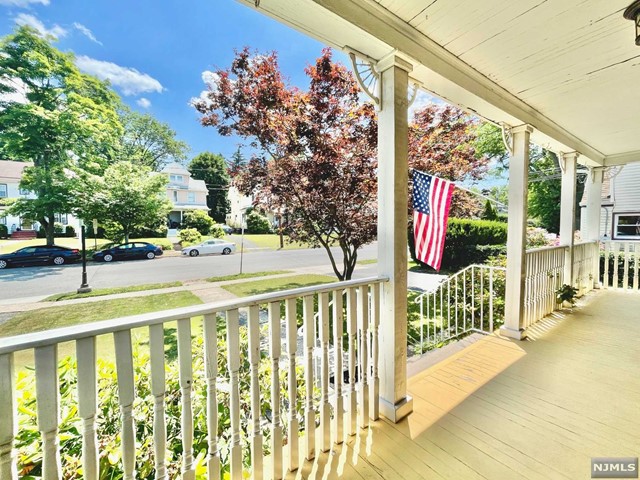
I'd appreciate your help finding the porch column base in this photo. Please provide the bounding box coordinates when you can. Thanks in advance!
[499,325,526,340]
[379,395,413,423]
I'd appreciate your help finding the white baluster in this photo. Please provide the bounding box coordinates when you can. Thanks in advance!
[357,286,369,429]
[346,287,357,435]
[318,292,331,452]
[76,337,98,480]
[331,290,344,445]
[634,246,639,291]
[369,283,380,421]
[35,345,61,480]
[226,309,242,480]
[284,298,299,472]
[114,330,136,480]
[149,324,167,480]
[603,243,610,289]
[203,313,220,480]
[302,295,315,460]
[624,243,630,290]
[268,302,283,479]
[247,305,263,480]
[613,243,619,289]
[177,319,195,480]
[0,353,17,480]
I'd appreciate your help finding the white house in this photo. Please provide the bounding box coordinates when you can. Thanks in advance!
[226,185,278,230]
[580,161,640,241]
[161,163,209,229]
[0,159,81,237]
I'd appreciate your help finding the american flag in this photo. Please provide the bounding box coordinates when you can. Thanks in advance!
[412,170,455,271]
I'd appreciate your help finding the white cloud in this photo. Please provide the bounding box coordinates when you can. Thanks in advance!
[75,55,164,96]
[14,13,67,39]
[73,22,102,45]
[0,0,49,6]
[136,97,151,109]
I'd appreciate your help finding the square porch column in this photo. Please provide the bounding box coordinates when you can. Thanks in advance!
[500,124,533,340]
[559,152,579,286]
[377,53,413,422]
[583,167,604,241]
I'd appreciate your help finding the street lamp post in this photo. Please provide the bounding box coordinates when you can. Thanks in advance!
[77,225,92,294]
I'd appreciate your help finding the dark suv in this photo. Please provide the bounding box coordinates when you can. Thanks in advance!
[0,245,81,269]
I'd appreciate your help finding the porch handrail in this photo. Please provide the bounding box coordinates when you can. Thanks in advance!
[0,275,388,355]
[0,275,388,480]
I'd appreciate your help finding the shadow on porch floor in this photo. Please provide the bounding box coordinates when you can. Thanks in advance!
[283,290,640,479]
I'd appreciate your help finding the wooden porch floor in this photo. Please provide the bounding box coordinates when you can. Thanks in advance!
[285,290,640,480]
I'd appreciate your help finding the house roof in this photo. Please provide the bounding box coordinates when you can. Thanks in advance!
[244,0,640,167]
[0,160,32,180]
[161,162,190,176]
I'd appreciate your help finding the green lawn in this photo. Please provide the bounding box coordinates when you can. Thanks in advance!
[222,274,336,297]
[206,270,291,283]
[0,291,202,337]
[43,281,183,302]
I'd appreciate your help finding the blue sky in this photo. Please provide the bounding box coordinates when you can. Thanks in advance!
[0,0,351,161]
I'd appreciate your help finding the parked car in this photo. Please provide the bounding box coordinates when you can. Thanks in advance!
[215,224,234,234]
[0,245,81,269]
[181,239,236,257]
[93,242,163,262]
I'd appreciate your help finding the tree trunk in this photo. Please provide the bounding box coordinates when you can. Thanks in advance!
[40,215,56,246]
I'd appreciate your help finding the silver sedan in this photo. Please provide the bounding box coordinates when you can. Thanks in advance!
[181,239,236,257]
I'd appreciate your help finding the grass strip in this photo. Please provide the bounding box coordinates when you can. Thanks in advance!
[42,281,183,302]
[221,274,335,297]
[1,291,202,337]
[205,270,291,283]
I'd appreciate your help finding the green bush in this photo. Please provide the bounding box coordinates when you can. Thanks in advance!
[131,224,168,239]
[0,224,8,239]
[410,218,507,271]
[179,228,201,245]
[209,224,225,239]
[15,326,309,479]
[246,211,271,234]
[64,225,76,237]
[183,210,214,236]
[140,238,173,251]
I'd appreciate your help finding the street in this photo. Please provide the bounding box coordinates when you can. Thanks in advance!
[0,244,379,301]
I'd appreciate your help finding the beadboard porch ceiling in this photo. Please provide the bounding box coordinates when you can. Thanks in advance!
[237,0,640,167]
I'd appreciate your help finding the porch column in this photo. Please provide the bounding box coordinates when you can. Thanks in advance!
[500,124,533,340]
[584,167,604,241]
[559,152,579,286]
[376,53,413,422]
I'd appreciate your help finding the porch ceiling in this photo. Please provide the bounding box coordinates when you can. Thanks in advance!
[237,0,640,167]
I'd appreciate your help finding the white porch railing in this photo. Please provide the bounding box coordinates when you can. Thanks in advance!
[411,265,506,354]
[572,241,599,296]
[602,241,639,291]
[523,245,565,329]
[0,276,386,480]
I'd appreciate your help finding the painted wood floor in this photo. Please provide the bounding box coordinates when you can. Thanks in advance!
[282,290,640,480]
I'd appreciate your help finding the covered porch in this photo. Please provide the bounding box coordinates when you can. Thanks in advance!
[284,289,640,479]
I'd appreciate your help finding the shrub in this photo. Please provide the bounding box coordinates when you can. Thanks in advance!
[209,224,225,239]
[54,222,65,234]
[0,224,8,239]
[131,224,168,239]
[140,238,173,251]
[64,225,76,238]
[183,210,214,236]
[246,211,271,234]
[179,228,201,245]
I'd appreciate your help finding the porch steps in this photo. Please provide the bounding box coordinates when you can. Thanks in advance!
[10,230,37,240]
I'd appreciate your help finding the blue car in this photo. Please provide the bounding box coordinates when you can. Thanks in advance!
[0,245,81,269]
[93,242,163,262]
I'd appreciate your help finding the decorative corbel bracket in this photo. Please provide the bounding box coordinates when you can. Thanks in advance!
[500,122,513,156]
[407,78,422,109]
[348,50,380,107]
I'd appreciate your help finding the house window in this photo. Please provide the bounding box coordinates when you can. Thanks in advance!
[173,190,178,202]
[613,213,640,240]
[170,174,184,182]
[188,192,195,204]
[0,184,7,198]
[54,213,68,225]
[19,188,29,196]
[0,215,6,225]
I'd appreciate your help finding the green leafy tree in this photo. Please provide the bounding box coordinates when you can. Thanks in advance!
[0,26,123,245]
[482,199,498,221]
[246,210,271,234]
[227,147,247,178]
[528,151,562,233]
[119,108,189,171]
[182,209,214,235]
[188,152,230,222]
[76,161,171,243]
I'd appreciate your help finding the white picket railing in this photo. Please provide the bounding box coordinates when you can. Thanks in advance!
[0,276,386,480]
[523,245,565,329]
[572,241,599,296]
[411,264,506,354]
[602,241,639,291]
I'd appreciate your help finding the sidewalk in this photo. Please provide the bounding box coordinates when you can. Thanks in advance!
[0,265,445,315]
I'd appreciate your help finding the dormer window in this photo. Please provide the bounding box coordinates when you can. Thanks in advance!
[170,174,184,182]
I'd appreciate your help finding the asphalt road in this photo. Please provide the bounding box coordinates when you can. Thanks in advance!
[0,244,378,301]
